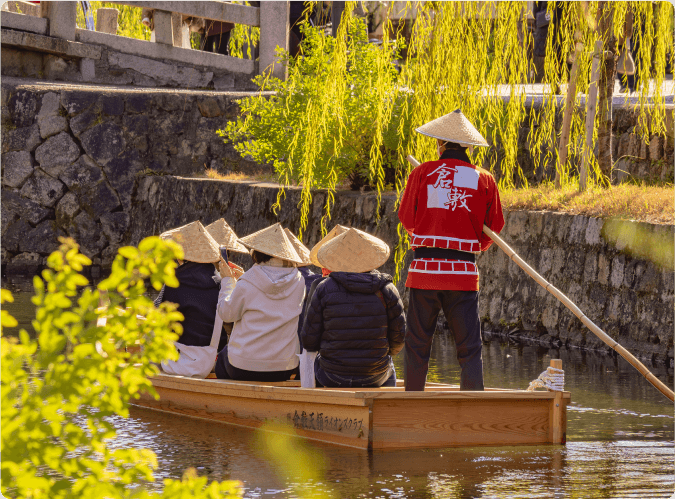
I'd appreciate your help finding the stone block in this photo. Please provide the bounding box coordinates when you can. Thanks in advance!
[108,51,213,88]
[1,202,19,236]
[37,92,61,120]
[153,10,174,45]
[61,91,97,116]
[38,115,68,139]
[99,94,124,116]
[636,264,659,294]
[648,135,663,161]
[78,180,121,220]
[585,217,603,246]
[95,7,118,34]
[1,8,47,32]
[19,169,66,207]
[2,124,41,153]
[4,252,42,275]
[597,253,610,286]
[213,74,235,90]
[2,218,31,252]
[100,212,129,244]
[55,190,80,227]
[1,189,53,225]
[8,90,37,127]
[45,1,77,40]
[568,215,588,245]
[259,1,289,80]
[34,132,80,177]
[125,94,151,114]
[197,98,222,118]
[59,154,103,189]
[122,114,149,136]
[610,255,625,288]
[68,211,107,258]
[44,55,69,79]
[583,253,597,282]
[80,122,126,166]
[69,109,97,137]
[1,151,34,188]
[80,58,96,82]
[19,220,64,254]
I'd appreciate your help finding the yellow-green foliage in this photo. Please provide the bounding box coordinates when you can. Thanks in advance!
[1,238,242,498]
[224,1,671,281]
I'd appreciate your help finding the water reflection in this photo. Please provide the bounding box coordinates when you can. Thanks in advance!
[3,277,673,497]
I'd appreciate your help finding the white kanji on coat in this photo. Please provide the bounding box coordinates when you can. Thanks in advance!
[444,187,472,211]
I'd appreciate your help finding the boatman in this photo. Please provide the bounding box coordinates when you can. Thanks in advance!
[398,109,505,391]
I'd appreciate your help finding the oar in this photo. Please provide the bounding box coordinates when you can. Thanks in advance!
[406,155,674,402]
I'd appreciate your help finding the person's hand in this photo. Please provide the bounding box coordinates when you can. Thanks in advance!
[217,260,234,279]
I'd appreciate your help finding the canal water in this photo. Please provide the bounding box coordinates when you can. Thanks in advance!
[3,276,673,498]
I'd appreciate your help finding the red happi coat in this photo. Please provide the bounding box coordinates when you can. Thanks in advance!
[398,156,505,291]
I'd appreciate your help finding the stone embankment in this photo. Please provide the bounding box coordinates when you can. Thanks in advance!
[1,79,264,271]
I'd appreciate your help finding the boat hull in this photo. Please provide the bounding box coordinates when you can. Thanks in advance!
[132,374,570,450]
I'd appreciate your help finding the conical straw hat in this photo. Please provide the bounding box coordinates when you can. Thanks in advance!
[284,228,311,266]
[316,228,390,273]
[415,109,489,147]
[205,218,249,253]
[238,223,304,265]
[309,224,349,267]
[160,220,221,263]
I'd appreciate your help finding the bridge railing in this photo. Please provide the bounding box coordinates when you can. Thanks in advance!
[3,1,289,80]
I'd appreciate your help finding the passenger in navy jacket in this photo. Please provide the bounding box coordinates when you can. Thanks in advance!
[301,228,406,388]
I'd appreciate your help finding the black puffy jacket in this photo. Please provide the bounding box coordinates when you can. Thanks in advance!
[155,262,227,351]
[301,270,406,376]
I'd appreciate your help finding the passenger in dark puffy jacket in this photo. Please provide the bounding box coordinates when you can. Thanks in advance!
[301,228,406,388]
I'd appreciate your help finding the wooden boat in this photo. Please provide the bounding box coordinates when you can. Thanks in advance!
[131,360,570,450]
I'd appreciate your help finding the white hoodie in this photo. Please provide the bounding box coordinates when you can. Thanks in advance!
[218,261,305,372]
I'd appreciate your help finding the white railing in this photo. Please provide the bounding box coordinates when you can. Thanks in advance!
[2,1,290,79]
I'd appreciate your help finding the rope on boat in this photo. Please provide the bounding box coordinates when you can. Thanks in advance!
[527,367,565,392]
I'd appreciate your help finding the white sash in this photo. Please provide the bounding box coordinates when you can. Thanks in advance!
[160,313,223,379]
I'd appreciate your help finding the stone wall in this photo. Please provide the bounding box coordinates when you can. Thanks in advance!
[1,81,266,273]
[122,176,674,364]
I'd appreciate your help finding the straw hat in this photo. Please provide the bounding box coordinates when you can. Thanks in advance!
[160,220,221,263]
[238,223,304,265]
[316,228,390,273]
[205,218,249,253]
[415,109,489,147]
[284,228,311,266]
[309,224,349,267]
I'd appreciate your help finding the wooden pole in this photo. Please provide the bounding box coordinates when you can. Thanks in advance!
[556,38,583,188]
[548,359,564,444]
[406,154,675,402]
[580,39,603,192]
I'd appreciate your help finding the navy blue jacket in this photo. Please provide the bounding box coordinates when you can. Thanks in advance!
[301,270,406,376]
[297,267,323,348]
[155,262,227,351]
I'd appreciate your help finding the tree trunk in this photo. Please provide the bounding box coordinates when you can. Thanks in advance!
[596,2,617,181]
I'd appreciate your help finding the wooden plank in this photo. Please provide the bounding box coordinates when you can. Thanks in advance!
[150,375,369,407]
[549,359,566,444]
[136,386,371,449]
[371,398,552,449]
[113,1,260,27]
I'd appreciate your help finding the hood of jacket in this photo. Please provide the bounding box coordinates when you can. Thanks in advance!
[328,270,392,294]
[240,264,302,299]
[176,262,219,289]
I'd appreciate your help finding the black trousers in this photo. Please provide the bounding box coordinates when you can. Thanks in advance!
[405,288,484,391]
[215,345,299,382]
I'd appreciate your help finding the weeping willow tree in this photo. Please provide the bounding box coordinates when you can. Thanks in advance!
[224,1,673,280]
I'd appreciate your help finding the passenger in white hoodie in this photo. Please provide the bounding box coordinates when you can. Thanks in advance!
[215,223,306,381]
